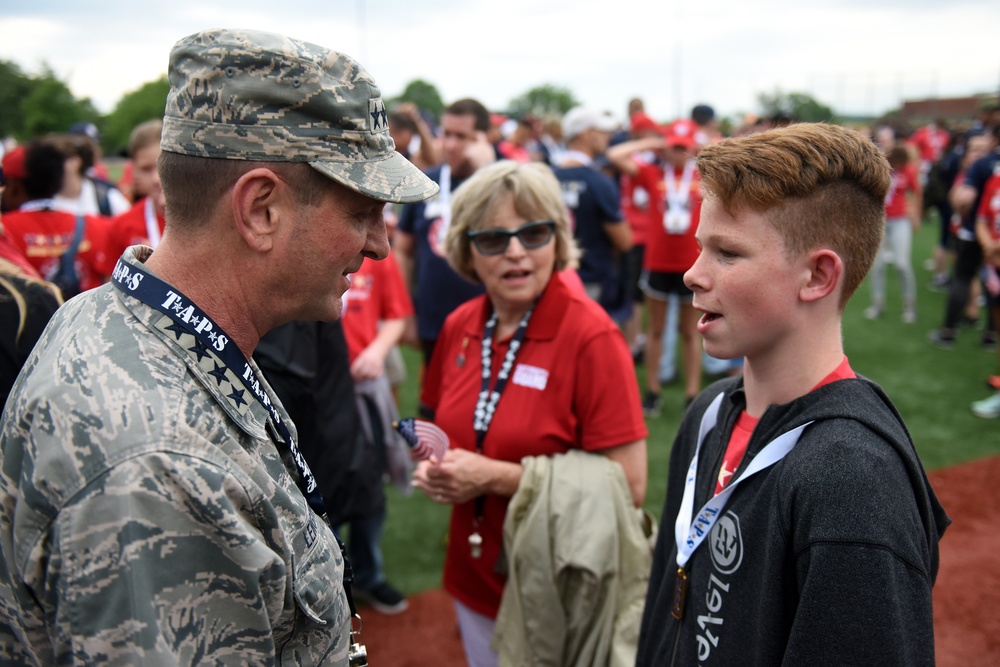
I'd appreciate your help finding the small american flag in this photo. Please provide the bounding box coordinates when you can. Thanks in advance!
[394,418,450,461]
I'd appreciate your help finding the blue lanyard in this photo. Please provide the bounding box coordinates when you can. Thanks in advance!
[109,257,330,524]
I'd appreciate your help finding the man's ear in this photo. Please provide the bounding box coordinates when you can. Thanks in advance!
[230,168,285,252]
[800,249,843,303]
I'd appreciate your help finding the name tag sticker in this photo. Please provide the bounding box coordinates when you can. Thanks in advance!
[512,364,548,391]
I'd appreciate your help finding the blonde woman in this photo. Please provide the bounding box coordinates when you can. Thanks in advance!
[0,255,61,405]
[413,160,649,667]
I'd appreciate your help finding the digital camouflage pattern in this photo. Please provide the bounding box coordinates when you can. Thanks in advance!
[0,246,351,665]
[161,28,438,205]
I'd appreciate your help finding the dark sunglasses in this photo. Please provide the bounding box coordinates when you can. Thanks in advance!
[467,221,556,256]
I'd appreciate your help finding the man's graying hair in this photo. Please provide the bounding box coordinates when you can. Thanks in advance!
[158,152,333,227]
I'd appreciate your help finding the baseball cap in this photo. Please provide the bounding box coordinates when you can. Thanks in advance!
[1,147,26,181]
[691,104,716,126]
[662,119,697,149]
[69,121,101,141]
[161,29,438,204]
[630,112,659,134]
[562,107,618,140]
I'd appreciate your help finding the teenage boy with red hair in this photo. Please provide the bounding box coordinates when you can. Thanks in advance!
[637,123,949,666]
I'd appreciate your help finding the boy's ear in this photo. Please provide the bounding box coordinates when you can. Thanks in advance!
[800,249,843,303]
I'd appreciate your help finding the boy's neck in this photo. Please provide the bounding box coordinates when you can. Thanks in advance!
[741,323,845,418]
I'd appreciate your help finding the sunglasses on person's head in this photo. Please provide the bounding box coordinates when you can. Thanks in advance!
[467,221,555,256]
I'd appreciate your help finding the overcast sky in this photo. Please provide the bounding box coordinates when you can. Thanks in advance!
[1,0,998,125]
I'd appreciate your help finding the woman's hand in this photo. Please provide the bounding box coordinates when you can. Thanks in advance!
[412,449,522,505]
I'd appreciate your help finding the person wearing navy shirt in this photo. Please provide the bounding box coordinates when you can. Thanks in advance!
[552,107,632,320]
[396,98,496,364]
[928,125,1000,348]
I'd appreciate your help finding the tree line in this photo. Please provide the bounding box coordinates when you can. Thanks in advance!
[1,59,843,158]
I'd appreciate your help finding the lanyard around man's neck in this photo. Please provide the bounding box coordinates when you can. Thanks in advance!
[109,257,329,522]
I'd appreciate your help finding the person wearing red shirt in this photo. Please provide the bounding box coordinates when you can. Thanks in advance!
[609,120,704,414]
[343,250,413,369]
[99,120,167,277]
[339,249,415,614]
[496,117,538,164]
[908,120,951,183]
[619,111,662,359]
[413,161,647,667]
[0,153,63,406]
[637,122,946,667]
[1,140,110,297]
[0,224,41,280]
[970,171,1000,417]
[865,145,922,323]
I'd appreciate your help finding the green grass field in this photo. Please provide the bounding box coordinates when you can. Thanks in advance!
[378,218,1000,595]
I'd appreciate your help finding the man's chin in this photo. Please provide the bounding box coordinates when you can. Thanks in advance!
[308,297,344,323]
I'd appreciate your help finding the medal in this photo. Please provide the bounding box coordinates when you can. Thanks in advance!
[671,567,688,619]
[663,159,696,235]
[665,206,692,234]
[348,614,368,666]
[671,393,813,623]
[469,531,483,559]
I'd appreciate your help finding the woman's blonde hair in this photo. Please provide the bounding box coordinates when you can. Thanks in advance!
[445,160,580,283]
[0,257,63,345]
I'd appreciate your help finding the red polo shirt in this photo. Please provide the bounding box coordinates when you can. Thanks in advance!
[421,272,647,619]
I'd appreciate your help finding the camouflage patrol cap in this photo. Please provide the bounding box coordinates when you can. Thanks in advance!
[161,28,438,204]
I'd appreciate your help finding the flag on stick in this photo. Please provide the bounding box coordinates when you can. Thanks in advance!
[394,418,450,461]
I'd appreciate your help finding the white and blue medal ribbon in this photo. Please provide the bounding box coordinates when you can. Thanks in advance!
[663,159,695,234]
[670,392,812,619]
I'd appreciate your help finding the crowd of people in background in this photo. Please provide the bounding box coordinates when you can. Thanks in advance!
[0,67,993,663]
[1,113,998,405]
[6,105,998,383]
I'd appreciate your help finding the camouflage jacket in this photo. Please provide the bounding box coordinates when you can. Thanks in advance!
[0,247,351,665]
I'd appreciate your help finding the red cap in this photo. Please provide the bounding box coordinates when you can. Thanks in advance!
[661,119,697,149]
[1,146,26,180]
[630,112,659,134]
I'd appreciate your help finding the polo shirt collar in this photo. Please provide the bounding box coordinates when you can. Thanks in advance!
[463,271,572,343]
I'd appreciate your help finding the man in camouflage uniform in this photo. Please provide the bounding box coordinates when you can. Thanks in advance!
[0,29,437,665]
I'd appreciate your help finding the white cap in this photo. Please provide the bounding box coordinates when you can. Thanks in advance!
[562,107,618,140]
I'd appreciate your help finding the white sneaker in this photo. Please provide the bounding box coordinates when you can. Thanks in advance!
[902,309,916,324]
[971,392,1000,419]
[864,305,882,320]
